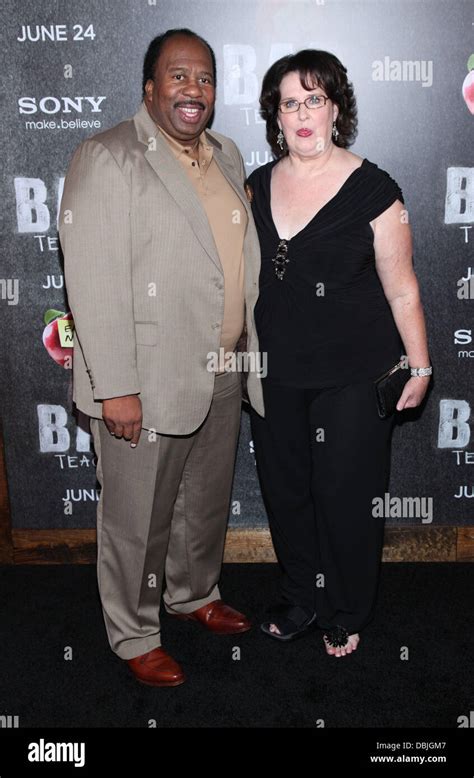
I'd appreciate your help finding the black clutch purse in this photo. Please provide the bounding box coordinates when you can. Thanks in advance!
[235,320,249,404]
[374,360,410,419]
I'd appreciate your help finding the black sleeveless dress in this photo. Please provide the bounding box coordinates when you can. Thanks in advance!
[246,158,405,387]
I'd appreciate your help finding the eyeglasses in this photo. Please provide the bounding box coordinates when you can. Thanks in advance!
[278,95,330,113]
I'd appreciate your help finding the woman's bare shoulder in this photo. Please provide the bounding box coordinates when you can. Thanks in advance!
[335,148,365,172]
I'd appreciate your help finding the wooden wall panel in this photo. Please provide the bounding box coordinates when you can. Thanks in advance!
[6,524,473,564]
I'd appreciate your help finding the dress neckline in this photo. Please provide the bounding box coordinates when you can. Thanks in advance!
[268,157,369,242]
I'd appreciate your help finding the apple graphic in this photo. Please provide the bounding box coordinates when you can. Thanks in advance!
[462,54,474,114]
[42,309,74,367]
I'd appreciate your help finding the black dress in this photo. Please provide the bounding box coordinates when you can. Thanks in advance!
[247,157,404,387]
[247,158,406,638]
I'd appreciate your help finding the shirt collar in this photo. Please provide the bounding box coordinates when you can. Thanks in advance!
[157,122,212,162]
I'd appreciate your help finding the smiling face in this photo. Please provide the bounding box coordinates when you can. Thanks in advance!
[277,70,338,158]
[144,34,215,146]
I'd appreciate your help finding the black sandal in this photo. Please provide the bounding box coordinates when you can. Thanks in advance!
[323,624,350,648]
[260,604,317,642]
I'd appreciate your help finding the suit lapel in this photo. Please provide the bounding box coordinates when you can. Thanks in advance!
[134,102,223,273]
[210,143,251,220]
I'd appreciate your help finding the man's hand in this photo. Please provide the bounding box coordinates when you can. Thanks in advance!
[102,395,143,446]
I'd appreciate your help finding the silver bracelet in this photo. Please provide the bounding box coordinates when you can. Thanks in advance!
[410,366,432,377]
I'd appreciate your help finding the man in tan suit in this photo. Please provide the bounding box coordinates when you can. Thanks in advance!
[59,28,264,687]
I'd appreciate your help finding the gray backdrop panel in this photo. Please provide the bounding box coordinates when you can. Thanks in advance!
[0,0,472,529]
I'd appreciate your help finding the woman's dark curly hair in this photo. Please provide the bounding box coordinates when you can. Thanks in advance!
[260,49,358,158]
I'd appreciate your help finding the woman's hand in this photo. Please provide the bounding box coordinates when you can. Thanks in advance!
[396,376,430,411]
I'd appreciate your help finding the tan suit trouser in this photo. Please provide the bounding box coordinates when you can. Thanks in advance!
[89,370,241,660]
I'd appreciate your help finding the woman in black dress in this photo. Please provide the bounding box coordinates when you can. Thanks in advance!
[246,50,431,657]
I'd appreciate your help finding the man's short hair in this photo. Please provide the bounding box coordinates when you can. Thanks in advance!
[142,28,217,97]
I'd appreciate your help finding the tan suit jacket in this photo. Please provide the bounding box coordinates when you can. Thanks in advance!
[59,102,265,433]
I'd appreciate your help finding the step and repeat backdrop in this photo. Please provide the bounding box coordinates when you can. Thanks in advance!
[0,0,473,531]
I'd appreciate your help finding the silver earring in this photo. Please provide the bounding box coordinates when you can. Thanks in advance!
[332,121,339,141]
[277,129,285,150]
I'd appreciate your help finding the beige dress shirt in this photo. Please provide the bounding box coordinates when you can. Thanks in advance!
[158,124,247,362]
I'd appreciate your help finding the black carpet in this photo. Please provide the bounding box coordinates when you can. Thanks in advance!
[0,562,472,728]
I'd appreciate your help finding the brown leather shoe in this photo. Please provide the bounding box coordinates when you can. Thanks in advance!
[168,599,251,634]
[127,647,185,687]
